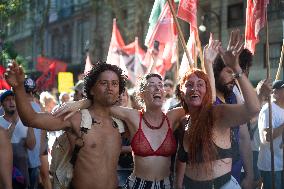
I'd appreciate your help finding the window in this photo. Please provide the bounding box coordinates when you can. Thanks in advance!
[227,3,244,28]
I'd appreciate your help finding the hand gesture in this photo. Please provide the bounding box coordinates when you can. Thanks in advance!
[52,101,83,120]
[257,79,272,102]
[219,29,244,71]
[4,61,25,89]
[204,33,221,64]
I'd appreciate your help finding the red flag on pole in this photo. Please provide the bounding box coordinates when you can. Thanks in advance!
[84,53,92,75]
[177,0,198,32]
[36,57,67,91]
[120,37,146,84]
[36,63,56,91]
[245,0,270,54]
[107,19,128,74]
[36,56,67,74]
[145,2,178,78]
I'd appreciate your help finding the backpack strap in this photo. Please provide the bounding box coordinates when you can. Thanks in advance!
[80,109,92,131]
[70,109,92,166]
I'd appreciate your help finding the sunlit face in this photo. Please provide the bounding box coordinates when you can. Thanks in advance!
[181,73,206,107]
[61,94,70,103]
[2,95,16,115]
[45,99,57,113]
[141,76,165,108]
[273,88,284,101]
[164,83,174,98]
[91,70,120,106]
[119,90,129,107]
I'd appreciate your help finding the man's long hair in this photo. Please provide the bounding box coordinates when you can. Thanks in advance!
[179,69,217,169]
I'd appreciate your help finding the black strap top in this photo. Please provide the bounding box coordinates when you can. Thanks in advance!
[177,118,233,163]
[178,140,233,163]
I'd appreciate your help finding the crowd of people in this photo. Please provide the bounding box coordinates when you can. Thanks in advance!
[0,29,283,189]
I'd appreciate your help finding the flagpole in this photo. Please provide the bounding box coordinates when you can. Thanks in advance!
[265,11,275,189]
[166,0,194,69]
[176,42,180,81]
[196,32,204,70]
[274,37,284,187]
[275,41,284,80]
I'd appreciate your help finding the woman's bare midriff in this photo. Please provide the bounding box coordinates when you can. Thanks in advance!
[185,159,232,181]
[132,156,172,181]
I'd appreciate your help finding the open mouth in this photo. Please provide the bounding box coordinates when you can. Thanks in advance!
[190,94,200,100]
[153,94,162,100]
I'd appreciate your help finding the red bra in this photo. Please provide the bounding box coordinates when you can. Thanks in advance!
[131,111,177,157]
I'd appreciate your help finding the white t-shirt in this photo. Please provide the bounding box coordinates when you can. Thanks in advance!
[257,101,284,171]
[0,116,28,143]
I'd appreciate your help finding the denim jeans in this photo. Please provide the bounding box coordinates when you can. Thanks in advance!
[260,170,283,189]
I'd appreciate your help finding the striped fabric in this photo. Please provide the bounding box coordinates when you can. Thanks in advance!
[123,174,173,189]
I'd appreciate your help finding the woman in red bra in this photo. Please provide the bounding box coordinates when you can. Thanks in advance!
[176,30,260,189]
[54,72,185,188]
[114,73,185,189]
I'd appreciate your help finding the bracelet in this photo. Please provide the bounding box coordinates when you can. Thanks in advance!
[232,70,243,79]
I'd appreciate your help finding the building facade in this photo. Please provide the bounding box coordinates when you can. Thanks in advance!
[2,0,284,83]
[198,0,284,83]
[4,0,154,78]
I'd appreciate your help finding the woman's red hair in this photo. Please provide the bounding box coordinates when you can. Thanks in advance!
[179,69,216,169]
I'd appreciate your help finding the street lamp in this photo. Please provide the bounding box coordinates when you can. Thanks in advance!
[199,10,221,40]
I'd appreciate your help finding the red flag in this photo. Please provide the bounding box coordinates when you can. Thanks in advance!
[0,65,10,90]
[36,63,56,91]
[84,53,92,75]
[177,0,198,32]
[107,19,128,74]
[120,37,147,84]
[36,56,67,74]
[245,0,269,54]
[145,2,178,78]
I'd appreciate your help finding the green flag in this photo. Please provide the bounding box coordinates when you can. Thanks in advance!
[144,0,179,46]
[144,0,166,46]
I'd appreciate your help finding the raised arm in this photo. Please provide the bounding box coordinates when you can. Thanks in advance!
[5,62,71,131]
[216,30,260,128]
[203,34,221,102]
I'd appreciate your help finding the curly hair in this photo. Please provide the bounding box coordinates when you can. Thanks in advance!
[179,69,217,169]
[135,73,163,108]
[84,61,128,101]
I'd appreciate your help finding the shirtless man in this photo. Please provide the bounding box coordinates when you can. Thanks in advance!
[5,61,127,189]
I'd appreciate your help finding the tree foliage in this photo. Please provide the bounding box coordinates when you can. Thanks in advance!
[0,0,24,20]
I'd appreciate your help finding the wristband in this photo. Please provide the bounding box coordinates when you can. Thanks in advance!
[232,70,243,79]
